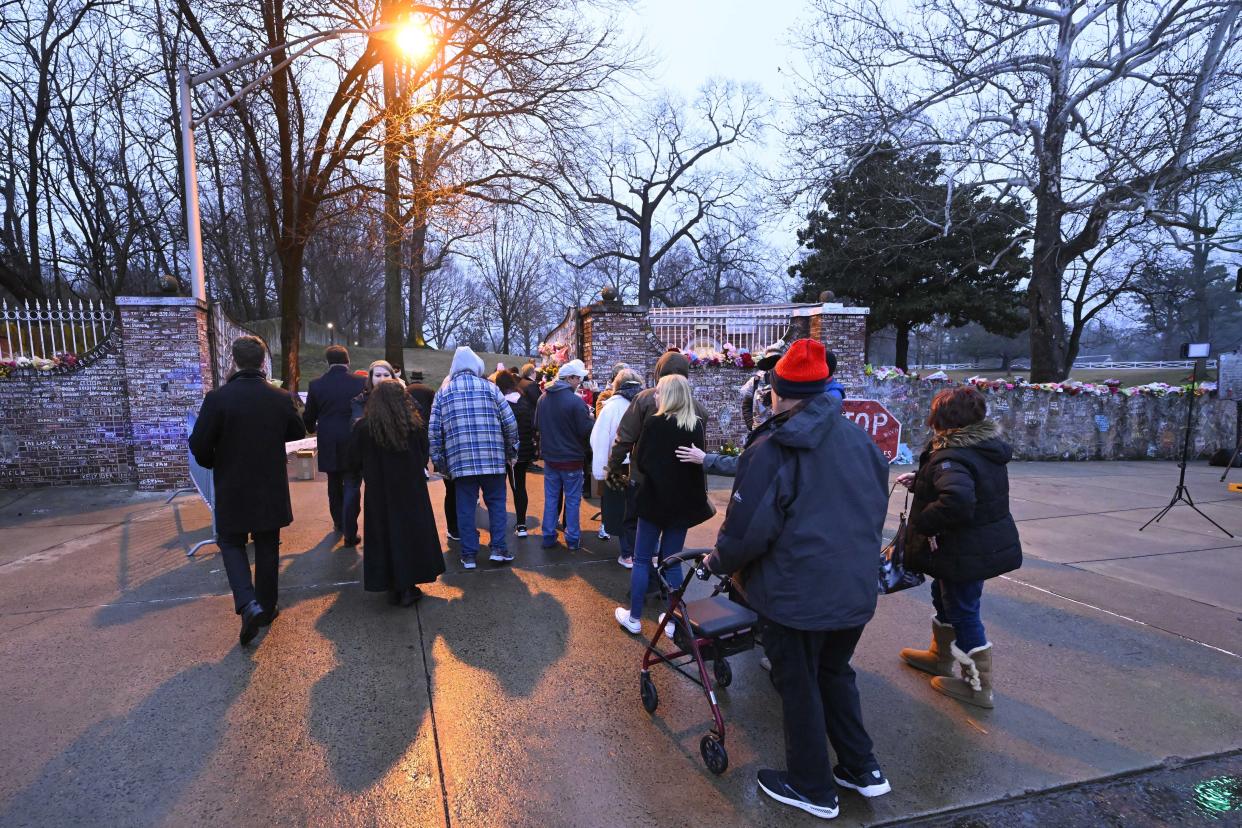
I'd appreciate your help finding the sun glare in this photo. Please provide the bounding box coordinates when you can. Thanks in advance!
[394,19,434,61]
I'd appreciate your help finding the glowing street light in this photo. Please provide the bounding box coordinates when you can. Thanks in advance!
[327,322,335,345]
[394,18,435,61]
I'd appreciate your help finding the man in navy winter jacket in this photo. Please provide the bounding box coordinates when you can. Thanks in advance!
[303,346,366,545]
[535,359,593,549]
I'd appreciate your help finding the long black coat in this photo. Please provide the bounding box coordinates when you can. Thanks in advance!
[634,414,715,529]
[189,369,306,534]
[506,393,537,463]
[904,421,1023,582]
[304,365,366,472]
[348,420,445,591]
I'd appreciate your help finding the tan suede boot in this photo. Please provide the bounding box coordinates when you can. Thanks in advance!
[931,642,994,709]
[900,617,956,677]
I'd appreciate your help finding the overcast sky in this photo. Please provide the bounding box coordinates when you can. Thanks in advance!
[623,0,806,100]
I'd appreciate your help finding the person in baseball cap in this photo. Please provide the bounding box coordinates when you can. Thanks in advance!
[703,337,891,819]
[741,339,789,431]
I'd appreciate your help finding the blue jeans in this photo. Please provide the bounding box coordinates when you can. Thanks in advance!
[932,578,987,651]
[455,474,508,559]
[542,467,583,547]
[628,518,685,619]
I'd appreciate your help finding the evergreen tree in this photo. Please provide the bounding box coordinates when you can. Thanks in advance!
[791,147,1029,369]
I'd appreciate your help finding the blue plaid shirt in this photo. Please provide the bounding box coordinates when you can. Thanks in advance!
[429,371,519,478]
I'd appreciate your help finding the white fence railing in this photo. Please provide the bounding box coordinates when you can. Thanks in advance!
[1,298,114,361]
[649,303,806,356]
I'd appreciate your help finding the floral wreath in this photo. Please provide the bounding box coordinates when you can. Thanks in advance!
[682,342,754,370]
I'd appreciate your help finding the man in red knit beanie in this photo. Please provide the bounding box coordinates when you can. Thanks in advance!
[704,338,891,820]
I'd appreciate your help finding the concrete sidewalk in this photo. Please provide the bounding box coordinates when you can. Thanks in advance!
[0,461,1239,826]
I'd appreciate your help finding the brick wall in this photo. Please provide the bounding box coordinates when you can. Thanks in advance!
[117,297,211,490]
[580,303,666,383]
[0,332,134,487]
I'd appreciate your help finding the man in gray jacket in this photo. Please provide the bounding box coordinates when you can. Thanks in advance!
[704,338,890,820]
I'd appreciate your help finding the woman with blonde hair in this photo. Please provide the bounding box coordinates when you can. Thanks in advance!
[613,373,714,636]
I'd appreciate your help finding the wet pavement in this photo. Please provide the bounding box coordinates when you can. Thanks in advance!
[0,460,1240,826]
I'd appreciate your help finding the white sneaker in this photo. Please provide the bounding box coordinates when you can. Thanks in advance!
[597,528,611,540]
[658,613,676,640]
[488,551,514,563]
[460,557,476,570]
[617,554,634,569]
[614,607,641,634]
[760,655,772,672]
[516,526,528,538]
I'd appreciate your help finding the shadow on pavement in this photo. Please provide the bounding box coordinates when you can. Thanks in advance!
[0,651,257,826]
[419,568,569,699]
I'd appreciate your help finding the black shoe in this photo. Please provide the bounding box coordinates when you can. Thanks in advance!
[259,606,280,627]
[757,769,839,819]
[832,764,891,797]
[398,586,423,607]
[342,536,361,547]
[239,600,264,646]
[387,589,401,606]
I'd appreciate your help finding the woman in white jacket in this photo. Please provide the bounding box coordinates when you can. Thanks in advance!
[591,369,643,567]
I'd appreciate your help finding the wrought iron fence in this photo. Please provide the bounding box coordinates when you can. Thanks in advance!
[648,304,804,356]
[0,298,114,361]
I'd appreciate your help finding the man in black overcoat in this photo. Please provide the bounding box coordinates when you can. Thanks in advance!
[189,336,306,645]
[303,345,366,544]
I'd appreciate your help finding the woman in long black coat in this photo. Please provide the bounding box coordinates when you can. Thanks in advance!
[348,379,445,606]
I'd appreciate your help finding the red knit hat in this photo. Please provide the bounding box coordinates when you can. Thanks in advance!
[772,339,829,398]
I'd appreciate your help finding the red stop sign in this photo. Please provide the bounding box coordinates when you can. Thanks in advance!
[841,399,902,463]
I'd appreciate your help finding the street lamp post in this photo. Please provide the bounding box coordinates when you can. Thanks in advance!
[327,322,335,345]
[177,22,429,302]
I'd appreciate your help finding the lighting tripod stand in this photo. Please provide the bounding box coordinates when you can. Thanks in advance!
[1140,356,1234,537]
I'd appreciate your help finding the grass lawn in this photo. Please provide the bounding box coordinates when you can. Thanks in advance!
[278,344,534,388]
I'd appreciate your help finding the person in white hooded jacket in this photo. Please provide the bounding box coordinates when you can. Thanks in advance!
[591,369,643,567]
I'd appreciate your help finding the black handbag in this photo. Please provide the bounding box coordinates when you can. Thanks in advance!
[879,486,925,595]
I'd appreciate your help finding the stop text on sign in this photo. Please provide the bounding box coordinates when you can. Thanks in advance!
[840,399,902,463]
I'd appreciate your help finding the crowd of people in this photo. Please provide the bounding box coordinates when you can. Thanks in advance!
[189,332,1022,822]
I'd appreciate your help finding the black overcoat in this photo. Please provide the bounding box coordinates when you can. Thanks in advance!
[903,423,1023,582]
[634,414,715,529]
[348,420,445,591]
[304,365,366,472]
[189,369,306,534]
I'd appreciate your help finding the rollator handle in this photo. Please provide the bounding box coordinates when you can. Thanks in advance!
[658,547,710,570]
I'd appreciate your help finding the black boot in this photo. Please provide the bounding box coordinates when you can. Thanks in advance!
[398,586,423,607]
[239,600,264,646]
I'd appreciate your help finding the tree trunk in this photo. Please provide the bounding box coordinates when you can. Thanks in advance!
[894,321,911,371]
[278,241,304,391]
[405,221,427,348]
[637,201,653,306]
[381,31,404,375]
[1028,195,1070,382]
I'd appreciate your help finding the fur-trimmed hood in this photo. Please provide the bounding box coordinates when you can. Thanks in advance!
[931,420,1011,465]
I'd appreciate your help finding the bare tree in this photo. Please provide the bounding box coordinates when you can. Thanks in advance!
[562,81,765,306]
[471,207,548,354]
[422,255,483,349]
[792,0,1242,381]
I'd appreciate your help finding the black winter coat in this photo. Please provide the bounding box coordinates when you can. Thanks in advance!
[189,369,306,534]
[904,420,1023,582]
[705,394,888,632]
[505,393,537,463]
[304,365,366,472]
[634,414,715,529]
[348,420,445,590]
[407,383,435,422]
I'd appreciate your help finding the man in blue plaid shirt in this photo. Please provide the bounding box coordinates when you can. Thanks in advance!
[429,347,519,569]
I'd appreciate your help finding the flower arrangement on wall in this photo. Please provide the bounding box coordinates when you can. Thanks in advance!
[863,364,1215,398]
[0,352,80,379]
[683,342,754,370]
[536,341,570,381]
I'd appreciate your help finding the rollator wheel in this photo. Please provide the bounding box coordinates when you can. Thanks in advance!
[713,658,732,688]
[640,673,658,713]
[700,735,728,775]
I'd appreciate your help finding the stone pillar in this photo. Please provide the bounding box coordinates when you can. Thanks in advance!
[116,296,212,490]
[579,302,665,383]
[796,303,869,390]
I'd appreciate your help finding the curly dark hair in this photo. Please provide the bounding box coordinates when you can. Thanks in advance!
[928,386,987,431]
[364,379,423,452]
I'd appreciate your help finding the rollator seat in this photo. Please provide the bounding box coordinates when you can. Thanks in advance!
[677,595,758,639]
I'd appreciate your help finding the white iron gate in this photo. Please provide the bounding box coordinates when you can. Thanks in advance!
[0,298,114,360]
